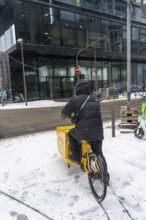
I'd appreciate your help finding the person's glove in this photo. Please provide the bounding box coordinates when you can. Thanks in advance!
[70,115,76,124]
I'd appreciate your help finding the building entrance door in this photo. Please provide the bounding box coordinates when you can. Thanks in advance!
[47,77,61,99]
[46,77,74,99]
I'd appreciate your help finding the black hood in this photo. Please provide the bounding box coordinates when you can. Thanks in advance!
[74,79,90,95]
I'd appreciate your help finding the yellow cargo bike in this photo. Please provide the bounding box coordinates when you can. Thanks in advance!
[56,125,108,202]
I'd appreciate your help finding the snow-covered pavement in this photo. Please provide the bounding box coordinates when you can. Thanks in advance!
[0,100,66,110]
[0,123,146,220]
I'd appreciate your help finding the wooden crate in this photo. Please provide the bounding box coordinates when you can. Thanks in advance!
[120,106,139,129]
[120,106,138,117]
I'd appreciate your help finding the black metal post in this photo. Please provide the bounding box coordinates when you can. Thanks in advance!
[111,107,115,137]
[20,41,27,106]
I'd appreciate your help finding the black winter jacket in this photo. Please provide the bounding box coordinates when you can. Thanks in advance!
[61,80,104,141]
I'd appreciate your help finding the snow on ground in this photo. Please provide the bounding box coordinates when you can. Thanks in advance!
[0,123,146,220]
[0,100,66,110]
[0,92,143,110]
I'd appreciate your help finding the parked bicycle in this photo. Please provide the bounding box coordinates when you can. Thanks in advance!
[57,125,109,202]
[13,92,24,102]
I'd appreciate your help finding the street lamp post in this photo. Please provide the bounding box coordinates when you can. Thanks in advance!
[127,0,132,110]
[75,35,107,81]
[17,38,27,106]
[75,35,107,67]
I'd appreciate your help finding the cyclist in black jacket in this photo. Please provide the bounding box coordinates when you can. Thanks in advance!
[61,79,107,168]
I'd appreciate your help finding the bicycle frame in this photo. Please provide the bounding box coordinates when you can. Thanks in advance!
[81,141,101,173]
[81,141,92,172]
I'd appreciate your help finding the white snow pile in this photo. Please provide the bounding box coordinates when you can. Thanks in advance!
[0,100,67,110]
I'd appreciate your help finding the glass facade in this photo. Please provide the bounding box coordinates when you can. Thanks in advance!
[54,0,146,24]
[0,0,16,53]
[0,0,146,100]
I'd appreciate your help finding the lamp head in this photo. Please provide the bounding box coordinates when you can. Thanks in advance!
[17,38,23,43]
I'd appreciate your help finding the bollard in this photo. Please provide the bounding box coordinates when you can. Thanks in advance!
[111,107,115,137]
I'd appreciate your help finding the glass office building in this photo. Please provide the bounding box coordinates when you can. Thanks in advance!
[0,0,146,100]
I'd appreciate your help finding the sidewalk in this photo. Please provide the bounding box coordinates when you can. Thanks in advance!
[0,94,142,139]
[0,93,142,110]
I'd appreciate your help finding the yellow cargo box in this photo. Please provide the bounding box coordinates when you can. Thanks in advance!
[56,125,75,164]
[56,125,92,165]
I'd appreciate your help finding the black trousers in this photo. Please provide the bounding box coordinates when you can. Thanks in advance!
[68,128,107,169]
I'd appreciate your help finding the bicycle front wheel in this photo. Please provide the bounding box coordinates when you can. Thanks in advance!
[88,153,107,202]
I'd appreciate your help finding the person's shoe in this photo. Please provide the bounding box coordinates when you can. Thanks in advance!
[69,154,80,164]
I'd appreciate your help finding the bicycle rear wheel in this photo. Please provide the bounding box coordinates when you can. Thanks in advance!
[88,153,107,202]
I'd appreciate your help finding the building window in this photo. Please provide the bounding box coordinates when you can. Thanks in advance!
[75,13,88,47]
[60,10,75,47]
[131,26,139,54]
